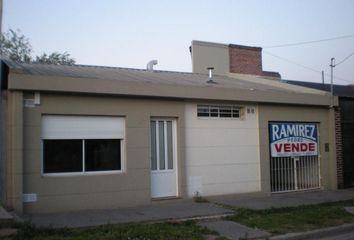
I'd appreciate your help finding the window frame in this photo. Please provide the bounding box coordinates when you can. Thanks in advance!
[41,115,126,177]
[41,138,125,177]
[197,105,243,119]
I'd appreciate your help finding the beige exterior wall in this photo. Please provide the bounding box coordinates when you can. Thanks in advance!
[5,91,23,213]
[191,41,229,75]
[3,90,338,214]
[185,102,260,196]
[21,93,186,214]
[258,104,337,193]
[0,89,6,204]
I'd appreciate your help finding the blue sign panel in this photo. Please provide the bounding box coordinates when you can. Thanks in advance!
[269,123,318,157]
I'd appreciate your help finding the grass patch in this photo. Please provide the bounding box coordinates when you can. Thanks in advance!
[226,199,354,234]
[10,220,218,240]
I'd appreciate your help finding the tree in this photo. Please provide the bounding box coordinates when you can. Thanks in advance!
[0,29,75,65]
[0,29,32,63]
[35,52,75,65]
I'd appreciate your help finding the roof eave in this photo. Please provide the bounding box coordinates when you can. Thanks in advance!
[7,73,337,107]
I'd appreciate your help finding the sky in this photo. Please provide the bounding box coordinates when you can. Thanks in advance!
[2,0,354,85]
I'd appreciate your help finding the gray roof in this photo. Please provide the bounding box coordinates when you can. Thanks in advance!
[4,60,329,95]
[2,59,335,107]
[283,80,354,98]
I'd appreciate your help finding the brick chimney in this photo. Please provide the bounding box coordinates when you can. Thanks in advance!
[191,40,281,79]
[229,44,280,78]
[229,44,263,75]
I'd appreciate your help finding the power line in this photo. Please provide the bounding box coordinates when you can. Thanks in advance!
[264,50,354,84]
[263,34,354,49]
[264,50,322,74]
[335,52,354,67]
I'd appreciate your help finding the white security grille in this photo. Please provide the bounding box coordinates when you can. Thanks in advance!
[270,156,320,193]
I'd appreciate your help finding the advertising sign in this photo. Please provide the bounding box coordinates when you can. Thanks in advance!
[269,122,318,157]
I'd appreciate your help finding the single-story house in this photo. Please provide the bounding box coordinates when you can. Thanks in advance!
[0,40,339,214]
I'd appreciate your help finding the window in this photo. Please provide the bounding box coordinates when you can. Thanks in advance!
[85,139,121,171]
[197,105,241,119]
[42,115,125,175]
[43,139,121,173]
[43,140,83,173]
[150,120,174,171]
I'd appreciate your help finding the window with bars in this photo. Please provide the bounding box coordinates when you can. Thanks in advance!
[197,105,241,119]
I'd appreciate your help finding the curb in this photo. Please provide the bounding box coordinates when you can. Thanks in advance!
[0,228,18,238]
[24,212,236,229]
[264,224,354,240]
[167,213,235,223]
[0,206,15,228]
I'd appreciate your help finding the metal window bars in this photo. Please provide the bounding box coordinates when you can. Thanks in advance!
[270,156,320,193]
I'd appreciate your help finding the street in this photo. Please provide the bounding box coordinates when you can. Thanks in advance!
[320,230,354,240]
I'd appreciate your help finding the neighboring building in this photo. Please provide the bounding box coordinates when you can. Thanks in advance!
[191,40,281,78]
[284,80,354,189]
[0,41,339,214]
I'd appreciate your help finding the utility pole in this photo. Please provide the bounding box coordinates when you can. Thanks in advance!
[0,0,2,34]
[330,57,335,107]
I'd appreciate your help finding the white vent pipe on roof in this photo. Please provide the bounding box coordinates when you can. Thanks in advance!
[146,60,158,71]
[207,67,216,84]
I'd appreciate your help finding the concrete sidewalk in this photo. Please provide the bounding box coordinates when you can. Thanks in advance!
[0,205,14,225]
[199,220,271,240]
[266,224,354,240]
[209,189,354,210]
[24,199,233,228]
[23,189,354,231]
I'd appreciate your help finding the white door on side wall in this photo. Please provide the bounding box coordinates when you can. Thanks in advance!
[150,119,177,198]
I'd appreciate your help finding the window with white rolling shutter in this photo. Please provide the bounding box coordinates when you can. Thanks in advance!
[41,115,125,175]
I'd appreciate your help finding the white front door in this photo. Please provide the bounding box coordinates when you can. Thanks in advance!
[150,119,177,198]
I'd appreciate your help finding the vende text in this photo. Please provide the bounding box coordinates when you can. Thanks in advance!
[274,142,316,153]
